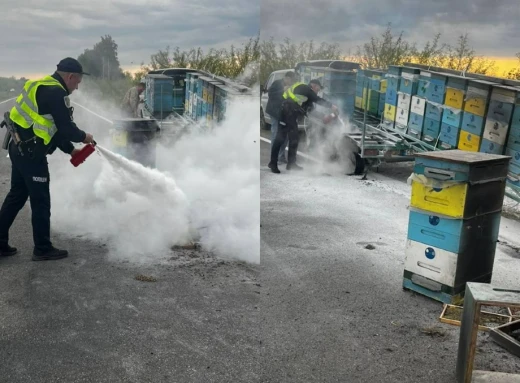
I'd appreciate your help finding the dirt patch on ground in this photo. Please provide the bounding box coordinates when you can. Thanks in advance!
[134,274,158,282]
[167,243,225,269]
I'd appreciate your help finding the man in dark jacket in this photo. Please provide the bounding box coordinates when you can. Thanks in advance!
[121,80,146,118]
[0,57,95,261]
[268,79,338,173]
[265,71,295,163]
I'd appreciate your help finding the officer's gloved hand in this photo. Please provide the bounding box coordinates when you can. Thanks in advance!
[70,148,81,157]
[83,133,94,144]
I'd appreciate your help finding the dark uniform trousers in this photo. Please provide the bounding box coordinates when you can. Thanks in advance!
[270,100,302,166]
[0,141,52,252]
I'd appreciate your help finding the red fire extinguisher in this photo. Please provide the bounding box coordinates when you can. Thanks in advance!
[70,141,97,167]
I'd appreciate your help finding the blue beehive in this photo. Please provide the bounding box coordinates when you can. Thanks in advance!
[461,112,485,136]
[408,112,425,137]
[399,67,420,95]
[507,122,520,152]
[145,74,174,116]
[404,150,510,304]
[308,66,358,118]
[426,73,448,104]
[387,65,401,77]
[480,138,505,155]
[197,78,204,98]
[422,117,442,143]
[510,102,520,130]
[417,73,430,98]
[442,108,463,128]
[385,87,398,106]
[439,122,461,149]
[487,100,514,124]
[378,92,386,115]
[425,102,443,121]
[506,147,520,167]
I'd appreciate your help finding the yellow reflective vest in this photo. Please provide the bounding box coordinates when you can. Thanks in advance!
[9,76,66,145]
[283,82,308,105]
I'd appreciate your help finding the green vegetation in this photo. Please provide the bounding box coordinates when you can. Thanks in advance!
[2,25,520,105]
[506,53,520,80]
[353,24,497,75]
[133,34,261,87]
[76,35,134,106]
[260,24,520,84]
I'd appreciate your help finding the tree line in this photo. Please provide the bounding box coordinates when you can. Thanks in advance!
[69,26,520,93]
[258,24,520,84]
[2,25,520,104]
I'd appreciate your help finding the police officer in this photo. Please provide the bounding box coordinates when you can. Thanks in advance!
[0,57,95,261]
[268,79,338,173]
[265,72,296,163]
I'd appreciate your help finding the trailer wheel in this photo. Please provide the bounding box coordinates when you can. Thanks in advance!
[345,151,366,176]
[353,152,366,175]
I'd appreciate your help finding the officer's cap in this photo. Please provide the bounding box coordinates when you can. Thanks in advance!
[57,57,90,75]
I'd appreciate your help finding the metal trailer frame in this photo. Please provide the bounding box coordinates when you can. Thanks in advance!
[302,77,435,167]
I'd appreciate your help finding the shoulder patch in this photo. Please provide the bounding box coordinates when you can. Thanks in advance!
[64,96,71,108]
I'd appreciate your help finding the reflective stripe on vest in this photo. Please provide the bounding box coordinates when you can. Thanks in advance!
[283,82,307,105]
[9,76,66,145]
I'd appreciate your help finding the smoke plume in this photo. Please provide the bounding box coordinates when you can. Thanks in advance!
[47,81,260,264]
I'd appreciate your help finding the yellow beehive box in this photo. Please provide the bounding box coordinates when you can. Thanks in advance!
[384,104,396,121]
[457,130,481,152]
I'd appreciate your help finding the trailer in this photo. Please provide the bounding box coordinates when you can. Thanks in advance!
[295,61,520,203]
[111,68,253,166]
[139,68,253,139]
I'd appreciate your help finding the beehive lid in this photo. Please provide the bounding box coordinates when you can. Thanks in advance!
[415,150,511,164]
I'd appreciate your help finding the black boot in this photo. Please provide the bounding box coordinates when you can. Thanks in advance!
[268,162,281,174]
[0,244,18,257]
[286,163,303,171]
[32,247,68,261]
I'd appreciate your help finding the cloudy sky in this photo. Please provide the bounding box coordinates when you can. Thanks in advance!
[2,0,518,79]
[0,0,259,78]
[261,0,520,59]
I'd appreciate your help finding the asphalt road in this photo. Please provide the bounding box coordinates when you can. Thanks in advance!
[260,131,520,382]
[0,98,260,383]
[2,94,520,382]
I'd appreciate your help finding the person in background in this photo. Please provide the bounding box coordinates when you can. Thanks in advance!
[268,79,338,173]
[265,71,295,164]
[0,57,95,261]
[121,80,146,118]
